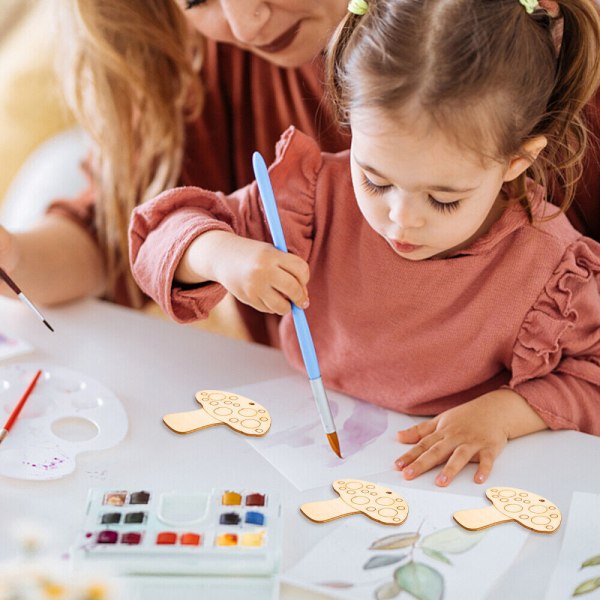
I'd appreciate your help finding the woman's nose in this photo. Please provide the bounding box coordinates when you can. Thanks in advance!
[221,1,270,44]
[388,196,425,229]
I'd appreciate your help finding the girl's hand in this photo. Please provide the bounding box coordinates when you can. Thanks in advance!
[178,230,311,315]
[214,235,310,314]
[395,390,547,487]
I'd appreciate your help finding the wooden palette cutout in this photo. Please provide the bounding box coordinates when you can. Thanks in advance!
[300,479,409,526]
[453,487,561,534]
[162,390,271,437]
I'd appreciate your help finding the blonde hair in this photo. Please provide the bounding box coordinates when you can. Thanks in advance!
[327,0,600,216]
[57,0,203,305]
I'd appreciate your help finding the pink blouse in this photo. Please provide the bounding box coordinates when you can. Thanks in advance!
[130,128,600,435]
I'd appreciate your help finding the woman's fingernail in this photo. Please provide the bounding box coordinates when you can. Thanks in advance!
[436,474,448,486]
[395,460,404,470]
[476,473,486,483]
[403,468,414,477]
[301,300,310,309]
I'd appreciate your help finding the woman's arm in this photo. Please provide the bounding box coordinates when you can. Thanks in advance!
[0,215,106,305]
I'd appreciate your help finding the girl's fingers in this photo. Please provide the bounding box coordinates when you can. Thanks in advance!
[473,448,497,484]
[396,420,436,444]
[271,270,309,309]
[395,431,443,474]
[280,253,310,287]
[400,439,452,480]
[434,444,478,487]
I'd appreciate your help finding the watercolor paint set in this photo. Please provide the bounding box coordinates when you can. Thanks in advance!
[71,488,281,576]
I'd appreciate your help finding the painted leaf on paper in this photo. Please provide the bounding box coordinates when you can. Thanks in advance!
[420,526,485,554]
[364,554,406,570]
[394,560,444,600]
[375,580,402,599]
[370,532,420,550]
[581,555,600,569]
[422,547,451,565]
[317,581,354,589]
[573,577,600,596]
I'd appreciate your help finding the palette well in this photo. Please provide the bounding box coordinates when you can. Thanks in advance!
[71,488,281,576]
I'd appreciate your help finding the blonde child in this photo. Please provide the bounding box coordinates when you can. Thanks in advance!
[129,0,600,486]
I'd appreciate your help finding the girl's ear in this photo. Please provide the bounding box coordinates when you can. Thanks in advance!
[503,136,548,182]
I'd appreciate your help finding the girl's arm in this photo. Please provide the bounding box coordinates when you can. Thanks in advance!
[130,127,322,323]
[0,215,106,304]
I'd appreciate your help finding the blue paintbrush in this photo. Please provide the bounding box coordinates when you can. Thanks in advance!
[252,152,341,459]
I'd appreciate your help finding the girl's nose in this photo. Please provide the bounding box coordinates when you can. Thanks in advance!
[388,196,425,229]
[221,1,270,45]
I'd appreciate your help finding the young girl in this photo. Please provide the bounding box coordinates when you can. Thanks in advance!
[129,0,600,486]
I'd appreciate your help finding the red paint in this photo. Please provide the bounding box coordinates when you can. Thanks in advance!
[245,493,266,506]
[156,531,177,545]
[121,532,142,545]
[180,533,201,546]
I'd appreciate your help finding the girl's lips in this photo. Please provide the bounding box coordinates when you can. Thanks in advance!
[255,21,301,54]
[390,240,423,253]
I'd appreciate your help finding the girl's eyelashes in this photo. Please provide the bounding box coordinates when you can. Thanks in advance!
[427,195,461,214]
[185,0,206,9]
[361,174,392,195]
[361,174,462,213]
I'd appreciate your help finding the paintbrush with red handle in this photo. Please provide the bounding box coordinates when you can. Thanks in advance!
[0,369,43,445]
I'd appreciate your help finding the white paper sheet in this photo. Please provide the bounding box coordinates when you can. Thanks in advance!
[545,492,600,600]
[236,375,420,491]
[284,485,528,600]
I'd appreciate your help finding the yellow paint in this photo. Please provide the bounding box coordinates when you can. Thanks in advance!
[240,530,265,547]
[221,491,242,506]
[216,533,238,546]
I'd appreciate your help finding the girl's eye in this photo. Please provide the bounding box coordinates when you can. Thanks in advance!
[185,0,206,9]
[427,195,461,214]
[361,175,392,196]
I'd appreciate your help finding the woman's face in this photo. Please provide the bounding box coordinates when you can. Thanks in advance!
[178,0,348,67]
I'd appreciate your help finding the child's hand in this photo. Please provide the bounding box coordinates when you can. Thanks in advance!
[211,234,310,315]
[394,390,547,487]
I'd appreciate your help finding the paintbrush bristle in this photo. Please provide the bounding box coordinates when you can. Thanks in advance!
[327,431,342,459]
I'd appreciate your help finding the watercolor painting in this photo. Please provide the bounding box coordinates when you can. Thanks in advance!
[285,485,528,599]
[233,375,421,491]
[0,330,33,361]
[545,492,600,599]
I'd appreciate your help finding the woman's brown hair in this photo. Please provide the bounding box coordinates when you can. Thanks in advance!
[327,0,600,215]
[57,0,202,305]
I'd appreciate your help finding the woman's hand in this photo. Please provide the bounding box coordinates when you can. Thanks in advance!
[0,225,19,278]
[177,230,310,315]
[395,389,548,487]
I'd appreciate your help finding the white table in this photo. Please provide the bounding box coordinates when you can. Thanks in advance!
[0,297,599,599]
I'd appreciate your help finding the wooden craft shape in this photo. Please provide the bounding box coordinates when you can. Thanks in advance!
[162,390,271,437]
[300,479,409,526]
[453,487,561,534]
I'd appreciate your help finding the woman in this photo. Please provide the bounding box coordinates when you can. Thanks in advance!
[0,0,598,332]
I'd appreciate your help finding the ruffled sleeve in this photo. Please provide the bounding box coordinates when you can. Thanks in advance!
[129,126,322,323]
[507,238,600,434]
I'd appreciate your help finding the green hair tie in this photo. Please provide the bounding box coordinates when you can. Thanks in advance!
[519,0,539,14]
[348,0,369,16]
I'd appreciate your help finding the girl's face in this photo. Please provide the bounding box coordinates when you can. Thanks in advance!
[179,0,348,67]
[349,109,519,261]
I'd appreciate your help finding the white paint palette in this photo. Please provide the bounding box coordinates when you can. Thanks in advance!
[0,363,128,480]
